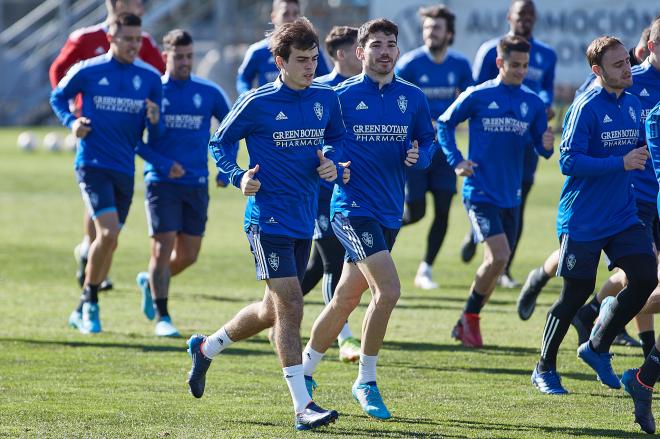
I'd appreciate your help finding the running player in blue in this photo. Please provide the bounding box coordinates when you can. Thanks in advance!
[235,0,329,95]
[185,18,346,431]
[301,25,362,363]
[395,4,473,290]
[466,0,556,288]
[301,18,436,420]
[134,30,234,337]
[50,13,170,334]
[438,36,553,348]
[531,36,656,395]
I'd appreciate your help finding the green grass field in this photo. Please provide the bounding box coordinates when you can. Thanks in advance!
[0,127,651,438]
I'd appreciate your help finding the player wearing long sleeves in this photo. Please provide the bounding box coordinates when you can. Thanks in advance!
[50,13,167,335]
[467,0,557,286]
[133,30,235,338]
[186,18,346,431]
[49,0,165,293]
[235,0,329,95]
[532,37,656,397]
[394,5,473,290]
[438,35,553,349]
[301,19,436,422]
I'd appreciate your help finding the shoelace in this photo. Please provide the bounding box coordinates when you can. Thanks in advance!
[542,370,563,389]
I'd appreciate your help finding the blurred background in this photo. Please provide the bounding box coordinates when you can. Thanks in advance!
[1,0,659,127]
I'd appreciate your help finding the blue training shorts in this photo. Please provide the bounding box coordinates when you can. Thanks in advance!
[332,213,399,263]
[76,166,133,226]
[145,181,208,236]
[246,225,311,283]
[464,199,520,247]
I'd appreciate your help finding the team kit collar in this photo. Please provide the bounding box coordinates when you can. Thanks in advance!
[361,72,396,91]
[273,75,319,97]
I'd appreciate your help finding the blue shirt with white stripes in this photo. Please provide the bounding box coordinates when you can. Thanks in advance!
[209,78,346,239]
[236,38,330,95]
[331,73,437,229]
[438,78,550,208]
[556,86,643,241]
[50,52,166,175]
[144,74,235,186]
[646,103,660,212]
[628,60,660,204]
[395,47,474,120]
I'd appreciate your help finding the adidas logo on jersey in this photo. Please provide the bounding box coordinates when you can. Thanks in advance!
[419,74,429,83]
[350,201,359,208]
[603,114,612,123]
[356,101,368,110]
[487,101,499,110]
[98,77,109,85]
[275,111,288,120]
[640,88,650,97]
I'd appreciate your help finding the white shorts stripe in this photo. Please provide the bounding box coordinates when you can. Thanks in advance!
[343,221,366,260]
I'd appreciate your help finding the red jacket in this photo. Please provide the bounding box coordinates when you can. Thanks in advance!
[49,22,165,88]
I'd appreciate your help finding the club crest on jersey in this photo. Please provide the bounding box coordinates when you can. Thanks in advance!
[629,106,636,122]
[132,75,142,91]
[520,102,528,118]
[447,72,456,85]
[361,232,373,248]
[268,252,279,271]
[314,102,323,120]
[566,254,576,271]
[397,95,407,113]
[193,93,202,109]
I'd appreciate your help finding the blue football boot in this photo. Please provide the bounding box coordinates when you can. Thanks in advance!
[295,402,338,430]
[352,381,391,420]
[577,341,621,389]
[531,364,568,395]
[136,272,155,320]
[187,334,212,398]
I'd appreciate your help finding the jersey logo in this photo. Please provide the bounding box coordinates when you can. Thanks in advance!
[640,88,650,97]
[268,252,279,271]
[98,77,109,86]
[419,74,429,84]
[356,101,368,110]
[132,75,142,91]
[487,101,499,110]
[275,111,288,120]
[95,46,105,55]
[397,95,408,113]
[603,114,612,123]
[313,102,323,120]
[520,102,528,118]
[350,201,359,208]
[361,232,373,248]
[193,93,202,109]
[447,72,455,85]
[629,106,637,123]
[566,254,576,271]
[266,217,278,224]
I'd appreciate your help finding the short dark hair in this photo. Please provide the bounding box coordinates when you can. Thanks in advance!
[418,5,455,45]
[586,36,624,67]
[108,12,141,35]
[497,35,530,59]
[163,29,193,51]
[509,0,536,13]
[357,18,398,48]
[325,26,358,60]
[649,18,660,45]
[268,17,319,61]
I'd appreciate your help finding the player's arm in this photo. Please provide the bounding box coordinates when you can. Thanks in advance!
[319,93,347,183]
[49,36,82,89]
[437,89,474,170]
[406,95,436,170]
[212,88,238,187]
[645,107,660,170]
[538,50,556,108]
[531,103,554,159]
[472,44,497,84]
[559,107,626,176]
[50,64,85,129]
[236,47,260,95]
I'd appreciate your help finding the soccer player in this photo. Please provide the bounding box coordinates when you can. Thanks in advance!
[235,0,329,95]
[465,0,556,288]
[134,29,234,337]
[531,36,657,395]
[49,0,165,292]
[439,36,553,348]
[301,25,362,363]
[185,18,345,431]
[50,13,172,333]
[395,4,473,289]
[301,18,436,420]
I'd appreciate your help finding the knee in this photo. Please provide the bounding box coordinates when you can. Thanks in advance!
[98,227,120,245]
[180,251,199,268]
[486,249,510,270]
[373,284,401,309]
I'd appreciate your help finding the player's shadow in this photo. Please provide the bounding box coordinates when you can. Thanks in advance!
[443,419,647,438]
[383,339,539,356]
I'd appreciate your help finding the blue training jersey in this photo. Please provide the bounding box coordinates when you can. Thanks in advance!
[395,47,474,119]
[438,78,550,208]
[628,60,660,204]
[50,52,165,175]
[236,37,330,95]
[646,103,660,212]
[331,73,437,229]
[556,86,643,241]
[144,74,235,186]
[209,78,346,239]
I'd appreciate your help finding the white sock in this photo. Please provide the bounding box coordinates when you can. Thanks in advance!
[80,237,91,259]
[302,345,325,377]
[202,327,233,358]
[283,364,312,413]
[357,353,378,384]
[417,261,430,274]
[337,323,353,343]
